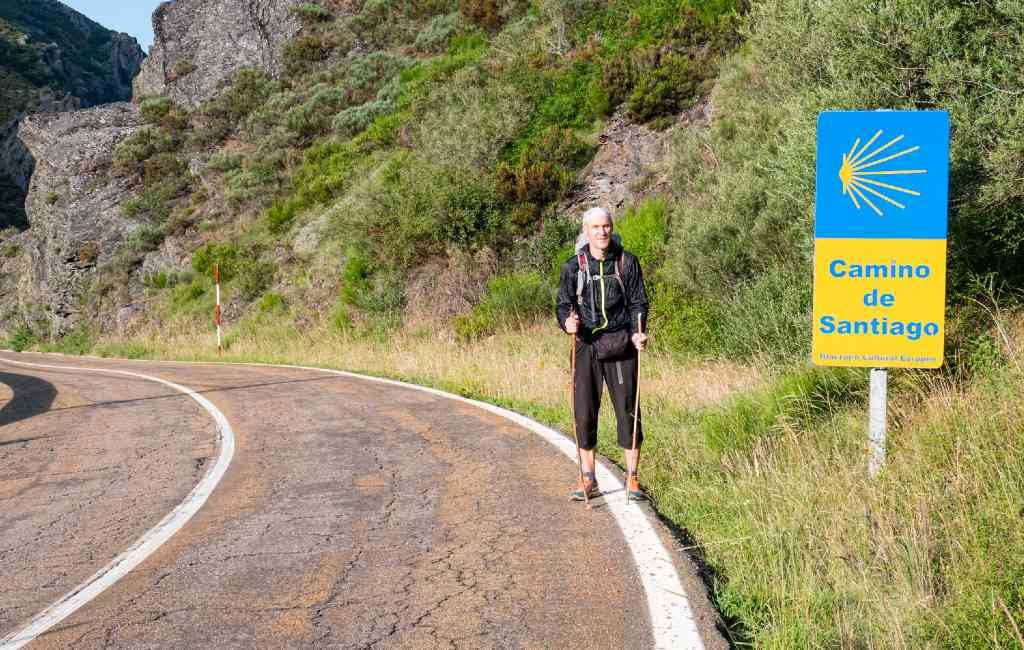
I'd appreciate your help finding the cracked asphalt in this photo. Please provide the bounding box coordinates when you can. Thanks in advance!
[0,352,725,649]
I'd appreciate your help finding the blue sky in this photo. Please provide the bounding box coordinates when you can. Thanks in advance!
[61,0,164,51]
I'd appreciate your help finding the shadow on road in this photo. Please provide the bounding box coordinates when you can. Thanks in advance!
[0,371,58,429]
[0,365,347,418]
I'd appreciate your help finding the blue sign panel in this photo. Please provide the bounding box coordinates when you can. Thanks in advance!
[815,111,949,240]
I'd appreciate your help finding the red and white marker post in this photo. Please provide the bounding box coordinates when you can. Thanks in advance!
[214,263,223,356]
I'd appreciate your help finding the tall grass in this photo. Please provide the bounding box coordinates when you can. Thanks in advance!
[665,0,1024,361]
[64,307,1024,646]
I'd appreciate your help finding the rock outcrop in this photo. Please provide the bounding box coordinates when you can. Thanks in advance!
[0,104,143,337]
[134,0,304,107]
[1,0,308,337]
[562,102,711,219]
[0,0,145,229]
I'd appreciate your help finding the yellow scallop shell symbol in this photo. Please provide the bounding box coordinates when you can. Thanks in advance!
[838,130,927,216]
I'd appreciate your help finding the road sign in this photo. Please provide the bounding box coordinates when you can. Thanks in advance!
[812,111,950,368]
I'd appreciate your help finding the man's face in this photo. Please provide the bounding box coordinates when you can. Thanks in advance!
[587,214,612,252]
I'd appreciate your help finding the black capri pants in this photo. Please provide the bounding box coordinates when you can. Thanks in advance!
[572,336,642,450]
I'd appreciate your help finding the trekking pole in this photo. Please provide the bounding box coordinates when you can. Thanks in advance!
[568,311,591,510]
[628,313,643,503]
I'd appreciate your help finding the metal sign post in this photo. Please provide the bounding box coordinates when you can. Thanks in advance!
[812,110,950,476]
[868,368,887,476]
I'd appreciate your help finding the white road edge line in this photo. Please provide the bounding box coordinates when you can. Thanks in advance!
[0,357,236,650]
[2,353,706,650]
[243,361,707,650]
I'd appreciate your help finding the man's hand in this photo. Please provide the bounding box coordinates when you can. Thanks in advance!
[565,313,580,334]
[632,332,648,351]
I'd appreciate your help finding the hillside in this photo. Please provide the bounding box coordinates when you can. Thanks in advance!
[0,0,143,229]
[4,0,1024,645]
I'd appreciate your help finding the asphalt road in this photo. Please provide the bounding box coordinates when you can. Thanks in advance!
[0,352,726,649]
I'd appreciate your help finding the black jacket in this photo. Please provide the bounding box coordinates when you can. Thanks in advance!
[556,240,649,340]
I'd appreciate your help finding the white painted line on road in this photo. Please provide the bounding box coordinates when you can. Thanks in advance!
[3,353,707,649]
[0,357,236,650]
[258,363,707,650]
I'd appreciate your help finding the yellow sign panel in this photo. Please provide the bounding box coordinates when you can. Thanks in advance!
[812,238,946,368]
[814,111,949,368]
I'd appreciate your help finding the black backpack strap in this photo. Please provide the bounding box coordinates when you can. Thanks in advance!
[614,254,626,292]
[575,252,587,308]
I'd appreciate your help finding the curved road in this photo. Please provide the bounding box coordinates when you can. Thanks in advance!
[0,352,725,649]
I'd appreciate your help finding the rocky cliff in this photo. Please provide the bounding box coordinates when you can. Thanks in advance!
[134,0,303,107]
[0,0,145,229]
[0,0,307,338]
[0,104,143,337]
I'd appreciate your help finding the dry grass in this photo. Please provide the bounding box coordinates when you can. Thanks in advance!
[114,317,759,414]
[90,311,1024,646]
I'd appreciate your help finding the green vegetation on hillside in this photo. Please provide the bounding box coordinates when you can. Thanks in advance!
[108,0,739,342]
[666,0,1024,362]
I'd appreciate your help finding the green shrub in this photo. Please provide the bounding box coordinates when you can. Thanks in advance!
[143,152,186,187]
[126,224,166,252]
[258,292,287,313]
[330,301,353,331]
[7,324,38,352]
[194,69,281,143]
[332,100,392,137]
[600,56,636,109]
[715,268,812,361]
[646,281,718,354]
[236,258,276,302]
[497,126,591,213]
[614,198,667,269]
[290,2,332,23]
[414,12,464,52]
[207,152,243,172]
[283,35,332,75]
[139,96,172,123]
[114,127,175,170]
[170,278,209,307]
[265,199,300,234]
[339,247,372,307]
[345,52,409,101]
[285,84,348,137]
[121,187,174,223]
[625,51,712,126]
[224,157,280,206]
[40,326,93,355]
[142,270,189,290]
[143,271,170,289]
[455,271,549,339]
[338,248,403,315]
[191,242,240,280]
[440,178,503,247]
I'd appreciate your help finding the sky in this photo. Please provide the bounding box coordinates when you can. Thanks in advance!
[60,0,164,51]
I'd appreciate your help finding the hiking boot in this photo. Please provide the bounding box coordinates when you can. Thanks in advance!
[569,472,600,501]
[626,473,645,501]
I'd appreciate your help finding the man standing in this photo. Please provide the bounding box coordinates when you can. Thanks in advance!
[556,207,649,501]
